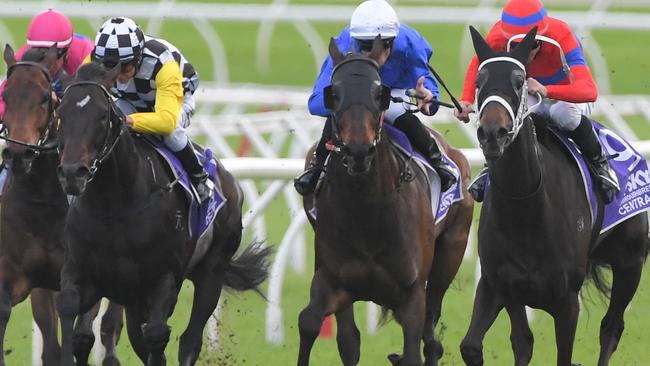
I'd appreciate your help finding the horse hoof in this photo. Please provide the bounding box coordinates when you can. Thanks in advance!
[103,355,121,366]
[571,364,583,366]
[388,353,401,365]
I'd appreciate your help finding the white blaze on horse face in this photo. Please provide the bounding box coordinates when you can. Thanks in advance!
[76,95,91,108]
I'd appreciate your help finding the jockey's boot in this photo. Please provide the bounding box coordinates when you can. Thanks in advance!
[570,115,620,204]
[174,141,215,203]
[294,118,332,196]
[468,165,488,202]
[394,113,457,192]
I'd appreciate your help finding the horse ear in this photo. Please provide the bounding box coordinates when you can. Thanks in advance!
[44,43,59,66]
[104,62,121,86]
[329,38,344,65]
[368,35,383,63]
[469,26,494,64]
[510,26,538,64]
[3,44,16,68]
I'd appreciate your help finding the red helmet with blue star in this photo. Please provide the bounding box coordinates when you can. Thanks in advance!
[500,0,549,38]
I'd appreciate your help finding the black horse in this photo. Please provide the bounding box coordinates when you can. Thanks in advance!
[460,27,649,366]
[0,44,123,366]
[55,62,271,366]
[298,38,474,366]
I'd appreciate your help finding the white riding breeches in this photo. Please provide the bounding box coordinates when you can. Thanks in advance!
[114,93,195,153]
[384,88,418,124]
[527,93,594,131]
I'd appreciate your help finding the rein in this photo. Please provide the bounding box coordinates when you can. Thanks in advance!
[62,81,127,181]
[0,61,59,154]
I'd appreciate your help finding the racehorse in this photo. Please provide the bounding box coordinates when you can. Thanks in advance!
[298,38,474,366]
[55,61,271,366]
[460,26,649,366]
[0,44,123,366]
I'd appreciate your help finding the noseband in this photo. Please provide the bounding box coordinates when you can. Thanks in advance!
[61,81,126,180]
[476,56,542,148]
[0,61,58,154]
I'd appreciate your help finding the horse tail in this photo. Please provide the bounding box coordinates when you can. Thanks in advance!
[223,241,273,297]
[584,262,611,302]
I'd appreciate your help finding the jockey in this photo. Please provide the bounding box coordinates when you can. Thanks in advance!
[294,0,457,196]
[455,0,619,203]
[0,8,95,118]
[92,17,213,202]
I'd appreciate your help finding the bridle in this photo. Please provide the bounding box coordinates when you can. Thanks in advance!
[476,56,543,149]
[61,80,126,181]
[0,61,58,154]
[323,56,390,154]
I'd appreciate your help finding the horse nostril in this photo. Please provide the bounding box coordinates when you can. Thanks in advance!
[368,145,377,156]
[1,148,12,161]
[497,127,509,140]
[23,148,39,161]
[75,166,90,179]
[476,126,486,142]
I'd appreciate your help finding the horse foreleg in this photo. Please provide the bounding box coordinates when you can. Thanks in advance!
[552,292,580,366]
[390,283,426,366]
[298,269,346,366]
[72,301,101,366]
[597,260,644,366]
[125,306,148,363]
[31,288,60,366]
[460,276,504,366]
[505,304,533,366]
[101,301,124,366]
[57,263,98,366]
[423,222,471,366]
[0,284,12,366]
[179,257,227,366]
[335,305,360,366]
[142,273,178,366]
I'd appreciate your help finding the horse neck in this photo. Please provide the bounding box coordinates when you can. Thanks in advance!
[83,131,149,208]
[488,120,544,201]
[11,153,66,202]
[328,139,401,203]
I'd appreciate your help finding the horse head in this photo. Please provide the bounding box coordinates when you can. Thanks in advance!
[56,62,122,195]
[323,37,391,175]
[1,44,59,174]
[470,26,540,160]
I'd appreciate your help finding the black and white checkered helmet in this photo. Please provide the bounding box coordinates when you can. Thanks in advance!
[94,17,145,66]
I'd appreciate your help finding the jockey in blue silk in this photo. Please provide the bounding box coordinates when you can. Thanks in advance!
[294,0,457,196]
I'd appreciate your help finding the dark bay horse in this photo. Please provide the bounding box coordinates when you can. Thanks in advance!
[298,38,473,366]
[55,62,271,366]
[0,44,123,366]
[460,27,648,366]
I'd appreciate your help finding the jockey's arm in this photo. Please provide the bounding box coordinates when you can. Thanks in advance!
[308,56,334,118]
[545,65,597,103]
[130,61,183,135]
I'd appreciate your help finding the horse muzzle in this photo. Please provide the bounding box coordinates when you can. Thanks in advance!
[342,143,376,175]
[2,147,38,175]
[477,124,509,160]
[57,163,91,196]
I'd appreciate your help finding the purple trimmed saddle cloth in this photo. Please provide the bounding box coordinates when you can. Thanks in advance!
[142,136,226,243]
[551,121,650,233]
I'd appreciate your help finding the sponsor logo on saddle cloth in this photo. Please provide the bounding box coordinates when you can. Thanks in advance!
[141,136,226,254]
[553,121,650,233]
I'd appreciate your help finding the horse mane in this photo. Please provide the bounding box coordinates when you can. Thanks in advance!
[530,113,550,143]
[75,62,109,82]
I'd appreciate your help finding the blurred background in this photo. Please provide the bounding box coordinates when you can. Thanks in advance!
[1,0,649,365]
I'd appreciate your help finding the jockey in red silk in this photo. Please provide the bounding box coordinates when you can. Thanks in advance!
[456,0,619,204]
[0,9,95,119]
[294,0,457,196]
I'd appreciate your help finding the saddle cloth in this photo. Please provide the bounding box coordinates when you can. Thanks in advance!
[308,123,463,224]
[550,121,650,233]
[142,136,227,245]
